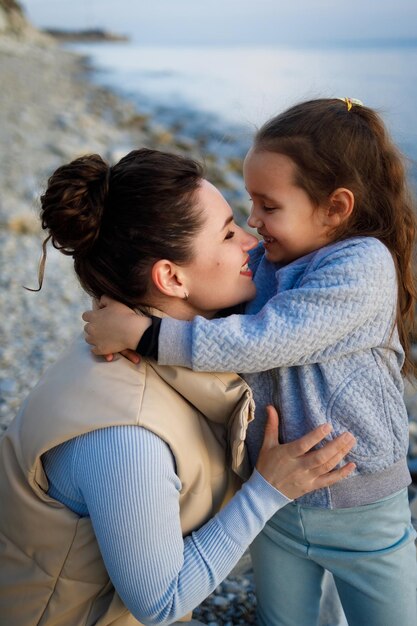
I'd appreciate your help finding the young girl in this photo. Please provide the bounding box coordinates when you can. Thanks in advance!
[83,98,417,625]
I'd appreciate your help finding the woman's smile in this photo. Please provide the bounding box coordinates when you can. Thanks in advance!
[180,180,257,317]
[240,256,253,277]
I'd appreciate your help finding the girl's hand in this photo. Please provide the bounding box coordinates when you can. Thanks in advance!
[256,406,356,500]
[82,295,151,360]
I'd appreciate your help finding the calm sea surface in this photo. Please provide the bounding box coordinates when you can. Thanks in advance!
[71,41,417,184]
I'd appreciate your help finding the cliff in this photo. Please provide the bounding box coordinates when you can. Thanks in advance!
[0,0,28,34]
[0,0,48,39]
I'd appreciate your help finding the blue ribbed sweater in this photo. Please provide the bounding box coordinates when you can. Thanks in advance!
[158,237,411,508]
[43,426,289,625]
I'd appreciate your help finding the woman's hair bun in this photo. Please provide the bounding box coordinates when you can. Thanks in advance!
[40,154,110,257]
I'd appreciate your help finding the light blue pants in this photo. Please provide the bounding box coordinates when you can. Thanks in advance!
[250,489,417,626]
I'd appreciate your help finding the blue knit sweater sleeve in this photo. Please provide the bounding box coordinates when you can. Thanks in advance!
[158,237,397,373]
[42,425,289,626]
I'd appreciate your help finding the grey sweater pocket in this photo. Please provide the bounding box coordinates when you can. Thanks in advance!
[328,365,394,469]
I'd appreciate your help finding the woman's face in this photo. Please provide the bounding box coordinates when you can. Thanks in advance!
[181,180,258,318]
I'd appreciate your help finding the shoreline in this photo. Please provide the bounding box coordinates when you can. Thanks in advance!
[70,41,253,218]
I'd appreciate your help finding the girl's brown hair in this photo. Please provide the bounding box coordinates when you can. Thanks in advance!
[255,99,417,376]
[39,148,204,307]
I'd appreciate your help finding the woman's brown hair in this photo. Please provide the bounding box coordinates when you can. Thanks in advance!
[254,99,417,376]
[38,148,204,307]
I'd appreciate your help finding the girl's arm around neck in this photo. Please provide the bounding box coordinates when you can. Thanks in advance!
[158,237,398,373]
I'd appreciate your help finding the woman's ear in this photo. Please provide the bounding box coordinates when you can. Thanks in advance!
[151,260,186,299]
[325,188,354,227]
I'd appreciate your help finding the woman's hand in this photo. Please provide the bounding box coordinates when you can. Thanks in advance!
[256,406,356,499]
[82,296,151,362]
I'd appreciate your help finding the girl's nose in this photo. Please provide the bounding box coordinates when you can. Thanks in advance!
[247,209,262,229]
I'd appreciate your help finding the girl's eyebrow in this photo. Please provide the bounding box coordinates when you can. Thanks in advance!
[249,191,278,204]
[245,187,275,203]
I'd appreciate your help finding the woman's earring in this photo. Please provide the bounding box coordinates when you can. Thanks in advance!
[183,291,189,301]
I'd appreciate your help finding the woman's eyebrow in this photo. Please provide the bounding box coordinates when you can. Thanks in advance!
[221,215,234,231]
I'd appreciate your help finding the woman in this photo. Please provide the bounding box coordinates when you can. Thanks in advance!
[0,148,355,626]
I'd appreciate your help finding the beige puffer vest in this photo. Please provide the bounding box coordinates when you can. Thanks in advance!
[0,335,254,626]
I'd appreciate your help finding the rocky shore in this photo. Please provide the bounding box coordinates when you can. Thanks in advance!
[0,17,417,625]
[0,33,149,428]
[0,30,248,431]
[0,28,259,625]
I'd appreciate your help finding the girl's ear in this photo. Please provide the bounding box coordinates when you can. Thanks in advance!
[151,260,186,299]
[325,188,354,227]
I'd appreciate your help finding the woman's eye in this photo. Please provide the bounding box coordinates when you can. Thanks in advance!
[225,230,235,240]
[263,205,275,212]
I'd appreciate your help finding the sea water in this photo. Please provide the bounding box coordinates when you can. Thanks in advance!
[71,40,417,184]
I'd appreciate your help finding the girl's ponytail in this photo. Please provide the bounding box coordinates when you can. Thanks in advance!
[255,99,417,377]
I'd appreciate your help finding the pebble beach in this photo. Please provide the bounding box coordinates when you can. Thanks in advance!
[0,27,261,625]
[1,17,417,625]
[0,30,246,432]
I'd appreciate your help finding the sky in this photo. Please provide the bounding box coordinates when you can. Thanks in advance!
[21,0,417,46]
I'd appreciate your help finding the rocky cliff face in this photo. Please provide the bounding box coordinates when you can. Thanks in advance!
[0,0,26,33]
[0,0,39,37]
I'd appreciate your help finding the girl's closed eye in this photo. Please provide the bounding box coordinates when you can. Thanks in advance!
[247,195,275,211]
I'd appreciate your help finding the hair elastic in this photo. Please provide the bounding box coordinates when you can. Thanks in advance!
[338,97,364,111]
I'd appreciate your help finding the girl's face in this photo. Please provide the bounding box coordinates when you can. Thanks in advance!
[244,149,332,264]
[181,180,258,318]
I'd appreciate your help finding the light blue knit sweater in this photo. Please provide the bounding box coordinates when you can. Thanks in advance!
[43,428,287,625]
[159,237,411,508]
